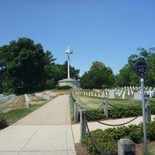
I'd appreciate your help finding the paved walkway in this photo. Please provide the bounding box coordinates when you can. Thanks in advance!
[72,115,155,143]
[1,94,155,154]
[0,95,76,155]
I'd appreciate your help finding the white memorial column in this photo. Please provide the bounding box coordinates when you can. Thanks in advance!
[65,47,73,79]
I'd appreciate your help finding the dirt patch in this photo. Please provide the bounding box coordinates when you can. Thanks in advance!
[136,141,155,155]
[75,142,155,155]
[75,143,89,155]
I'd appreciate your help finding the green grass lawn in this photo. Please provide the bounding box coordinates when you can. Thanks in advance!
[74,93,142,110]
[1,89,71,125]
[3,104,45,124]
[0,93,50,125]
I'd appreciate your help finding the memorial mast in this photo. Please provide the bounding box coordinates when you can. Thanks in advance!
[65,46,73,79]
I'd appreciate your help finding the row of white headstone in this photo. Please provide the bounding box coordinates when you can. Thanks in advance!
[93,86,155,92]
[84,88,155,100]
[84,91,106,98]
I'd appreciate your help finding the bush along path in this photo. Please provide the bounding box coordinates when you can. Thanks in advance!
[0,114,8,129]
[75,100,155,122]
[81,119,155,154]
[70,93,155,154]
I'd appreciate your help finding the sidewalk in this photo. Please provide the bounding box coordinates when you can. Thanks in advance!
[1,94,155,155]
[0,95,76,155]
[72,115,155,143]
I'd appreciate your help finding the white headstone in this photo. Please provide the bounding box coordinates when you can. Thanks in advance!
[101,92,104,97]
[122,91,126,99]
[109,90,115,99]
[134,92,141,100]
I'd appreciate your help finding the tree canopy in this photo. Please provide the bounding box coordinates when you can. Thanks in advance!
[80,61,115,89]
[117,48,155,87]
[0,37,80,94]
[1,38,155,93]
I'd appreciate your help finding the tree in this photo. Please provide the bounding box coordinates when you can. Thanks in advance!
[80,61,115,89]
[90,61,106,72]
[0,37,56,93]
[117,47,155,87]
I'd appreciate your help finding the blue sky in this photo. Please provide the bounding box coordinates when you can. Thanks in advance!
[0,0,155,76]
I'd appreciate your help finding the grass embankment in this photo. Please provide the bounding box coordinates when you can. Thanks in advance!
[3,104,45,124]
[0,89,71,126]
[0,94,49,125]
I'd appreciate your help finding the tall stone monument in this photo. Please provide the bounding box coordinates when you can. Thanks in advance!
[65,46,73,79]
[57,47,80,88]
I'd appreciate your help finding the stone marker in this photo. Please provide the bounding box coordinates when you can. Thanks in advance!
[118,139,135,155]
[109,90,115,99]
[133,92,141,100]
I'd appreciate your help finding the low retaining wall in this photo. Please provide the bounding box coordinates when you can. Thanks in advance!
[0,94,16,104]
[35,93,50,100]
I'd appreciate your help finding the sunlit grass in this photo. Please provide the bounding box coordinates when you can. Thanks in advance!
[74,93,141,110]
[2,103,45,124]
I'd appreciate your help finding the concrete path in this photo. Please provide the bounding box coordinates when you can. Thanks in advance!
[1,94,155,154]
[72,115,155,143]
[0,95,76,155]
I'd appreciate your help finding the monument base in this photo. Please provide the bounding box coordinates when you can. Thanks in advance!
[58,79,80,88]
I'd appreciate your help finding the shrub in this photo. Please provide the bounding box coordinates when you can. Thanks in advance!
[82,129,117,154]
[56,85,72,90]
[85,109,105,121]
[7,88,15,95]
[82,119,155,154]
[0,114,8,129]
[77,105,142,122]
[108,106,142,119]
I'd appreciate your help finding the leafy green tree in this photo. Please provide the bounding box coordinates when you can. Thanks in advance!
[0,37,56,93]
[45,79,56,89]
[80,61,115,89]
[90,61,106,72]
[44,61,80,87]
[117,47,155,87]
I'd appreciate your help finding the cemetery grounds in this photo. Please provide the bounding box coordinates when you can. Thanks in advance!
[0,88,155,154]
[0,89,72,124]
[74,89,155,155]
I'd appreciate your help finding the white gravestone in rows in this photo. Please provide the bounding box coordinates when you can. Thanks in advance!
[101,92,104,97]
[89,92,91,96]
[109,90,115,99]
[118,91,122,96]
[133,92,141,100]
[122,91,126,99]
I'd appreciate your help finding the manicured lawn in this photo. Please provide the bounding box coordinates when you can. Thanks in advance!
[74,93,142,110]
[3,104,45,124]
